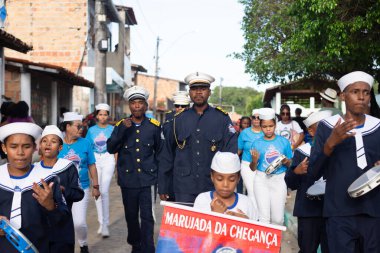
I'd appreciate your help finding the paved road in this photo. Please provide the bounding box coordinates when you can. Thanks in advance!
[75,177,299,253]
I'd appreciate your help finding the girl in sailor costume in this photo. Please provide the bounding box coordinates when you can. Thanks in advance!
[0,122,69,253]
[309,71,380,253]
[285,110,332,253]
[85,103,115,237]
[250,108,293,225]
[35,125,84,253]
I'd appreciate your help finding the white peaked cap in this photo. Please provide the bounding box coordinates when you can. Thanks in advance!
[95,103,110,111]
[259,108,276,120]
[63,112,83,122]
[123,86,149,101]
[337,71,374,91]
[173,91,191,105]
[184,72,215,87]
[303,110,333,128]
[41,125,64,141]
[0,122,42,142]
[211,151,241,174]
[252,108,260,116]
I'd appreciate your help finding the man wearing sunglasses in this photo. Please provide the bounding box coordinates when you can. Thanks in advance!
[158,72,237,204]
[161,91,191,201]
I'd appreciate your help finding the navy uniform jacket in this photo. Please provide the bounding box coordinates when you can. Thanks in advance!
[309,114,380,217]
[0,164,70,253]
[158,105,238,195]
[107,116,162,188]
[285,143,324,217]
[36,158,84,244]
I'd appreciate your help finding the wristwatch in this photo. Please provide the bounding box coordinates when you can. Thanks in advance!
[93,185,100,190]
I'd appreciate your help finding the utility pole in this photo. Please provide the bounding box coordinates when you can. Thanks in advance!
[94,0,107,105]
[219,77,223,106]
[153,36,160,117]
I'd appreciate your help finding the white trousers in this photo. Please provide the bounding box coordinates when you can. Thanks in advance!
[253,171,287,225]
[240,161,258,213]
[94,152,115,227]
[72,188,90,247]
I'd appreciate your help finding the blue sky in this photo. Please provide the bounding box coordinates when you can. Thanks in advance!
[115,0,271,92]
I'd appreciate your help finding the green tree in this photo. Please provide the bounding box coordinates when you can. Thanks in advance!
[209,86,263,115]
[237,0,380,84]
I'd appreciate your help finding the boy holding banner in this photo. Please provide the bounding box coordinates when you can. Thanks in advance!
[194,151,257,220]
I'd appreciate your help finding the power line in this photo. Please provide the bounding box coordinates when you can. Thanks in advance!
[135,0,157,37]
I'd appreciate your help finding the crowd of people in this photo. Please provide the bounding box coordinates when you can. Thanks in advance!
[0,70,379,253]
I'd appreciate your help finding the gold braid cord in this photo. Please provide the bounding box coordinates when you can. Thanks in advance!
[173,116,186,149]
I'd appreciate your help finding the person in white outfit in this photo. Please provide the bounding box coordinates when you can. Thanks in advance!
[85,103,115,238]
[237,109,263,212]
[250,108,292,225]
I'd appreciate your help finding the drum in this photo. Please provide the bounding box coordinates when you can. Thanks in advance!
[0,219,39,253]
[348,165,380,198]
[306,180,326,200]
[265,155,286,175]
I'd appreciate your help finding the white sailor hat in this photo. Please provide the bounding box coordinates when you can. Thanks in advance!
[252,109,260,116]
[211,151,241,174]
[337,71,374,92]
[63,112,83,122]
[184,72,215,87]
[303,110,333,128]
[41,125,64,141]
[173,91,191,105]
[0,122,42,142]
[95,103,110,112]
[259,108,276,120]
[123,86,149,101]
[320,88,338,103]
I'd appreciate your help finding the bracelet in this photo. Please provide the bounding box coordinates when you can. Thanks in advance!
[93,185,100,190]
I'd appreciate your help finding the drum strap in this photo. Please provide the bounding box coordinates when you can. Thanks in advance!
[10,191,22,229]
[355,132,367,169]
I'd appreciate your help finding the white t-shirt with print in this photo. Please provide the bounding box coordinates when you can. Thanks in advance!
[275,120,303,142]
[193,191,258,220]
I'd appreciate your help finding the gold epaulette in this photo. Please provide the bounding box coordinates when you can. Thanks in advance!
[174,108,185,117]
[149,118,161,127]
[216,106,228,115]
[115,118,125,126]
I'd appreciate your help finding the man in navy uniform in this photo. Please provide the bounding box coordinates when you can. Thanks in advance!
[164,91,191,123]
[158,72,237,204]
[107,86,161,253]
[162,91,191,201]
[309,71,380,253]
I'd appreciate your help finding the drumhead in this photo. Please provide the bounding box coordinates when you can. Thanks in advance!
[307,181,326,196]
[348,165,380,193]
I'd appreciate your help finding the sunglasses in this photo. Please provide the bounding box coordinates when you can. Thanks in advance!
[281,112,290,116]
[73,124,84,130]
[252,116,260,120]
[175,105,187,108]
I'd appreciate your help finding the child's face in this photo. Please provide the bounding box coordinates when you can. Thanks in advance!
[260,119,276,138]
[40,134,62,159]
[211,171,240,199]
[307,123,318,137]
[96,110,109,124]
[2,134,35,171]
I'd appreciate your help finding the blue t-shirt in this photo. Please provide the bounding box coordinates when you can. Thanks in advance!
[238,128,264,162]
[85,124,114,154]
[58,137,95,189]
[251,135,293,174]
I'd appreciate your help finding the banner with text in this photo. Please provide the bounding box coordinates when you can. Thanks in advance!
[157,202,286,253]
